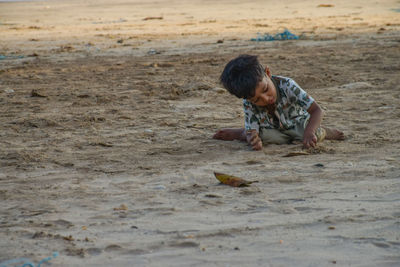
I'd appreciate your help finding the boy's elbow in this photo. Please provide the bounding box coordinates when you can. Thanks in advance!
[318,104,324,117]
[308,102,324,121]
[308,101,322,115]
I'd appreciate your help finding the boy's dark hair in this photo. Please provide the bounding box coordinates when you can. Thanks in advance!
[219,54,265,99]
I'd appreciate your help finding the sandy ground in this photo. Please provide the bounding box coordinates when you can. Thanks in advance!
[1,0,400,266]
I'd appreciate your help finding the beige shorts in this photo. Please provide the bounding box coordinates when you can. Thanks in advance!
[259,121,326,145]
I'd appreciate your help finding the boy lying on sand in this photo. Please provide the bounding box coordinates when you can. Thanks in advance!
[213,54,344,150]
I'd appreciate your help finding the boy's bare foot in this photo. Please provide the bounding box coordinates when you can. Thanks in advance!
[323,127,345,140]
[213,128,246,141]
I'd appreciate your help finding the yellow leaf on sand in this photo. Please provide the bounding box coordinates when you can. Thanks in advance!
[113,204,128,211]
[317,4,334,7]
[214,172,256,187]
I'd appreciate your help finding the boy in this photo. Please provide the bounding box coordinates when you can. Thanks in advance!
[213,54,344,150]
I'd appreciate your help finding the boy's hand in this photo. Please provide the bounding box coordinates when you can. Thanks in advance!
[246,130,263,151]
[304,102,323,148]
[303,130,317,148]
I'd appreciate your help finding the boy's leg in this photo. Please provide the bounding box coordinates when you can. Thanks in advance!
[282,120,343,143]
[259,128,291,144]
[322,127,345,140]
[213,128,246,141]
[212,125,343,144]
[281,118,325,143]
[214,128,292,144]
[281,119,308,142]
[314,127,326,142]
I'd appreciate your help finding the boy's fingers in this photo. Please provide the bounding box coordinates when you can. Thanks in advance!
[246,131,256,141]
[251,136,261,146]
[310,136,317,147]
[246,130,262,150]
[248,131,258,142]
[303,140,313,148]
[253,140,262,150]
[309,139,316,148]
[250,137,257,145]
[303,134,317,148]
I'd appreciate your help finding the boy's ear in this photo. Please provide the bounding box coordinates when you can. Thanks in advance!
[265,66,272,78]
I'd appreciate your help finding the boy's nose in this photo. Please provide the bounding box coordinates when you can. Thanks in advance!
[262,94,271,103]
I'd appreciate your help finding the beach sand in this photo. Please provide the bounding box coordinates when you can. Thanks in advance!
[0,0,400,266]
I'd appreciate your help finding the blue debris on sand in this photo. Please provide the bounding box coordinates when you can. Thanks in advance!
[0,54,25,60]
[0,252,58,267]
[251,29,299,41]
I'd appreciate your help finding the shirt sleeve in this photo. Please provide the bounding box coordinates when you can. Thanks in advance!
[284,78,314,110]
[243,99,260,132]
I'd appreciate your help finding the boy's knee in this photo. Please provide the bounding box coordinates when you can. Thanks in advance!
[315,127,326,142]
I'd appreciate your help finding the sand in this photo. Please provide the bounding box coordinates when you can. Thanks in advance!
[0,0,400,266]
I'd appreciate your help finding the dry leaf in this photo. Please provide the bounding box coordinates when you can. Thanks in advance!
[31,89,47,98]
[63,235,74,241]
[214,172,256,187]
[283,151,310,157]
[317,4,334,8]
[97,142,113,147]
[143,16,163,21]
[113,204,128,211]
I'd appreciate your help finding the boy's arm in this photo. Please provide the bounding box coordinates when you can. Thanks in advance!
[304,102,323,148]
[243,100,263,150]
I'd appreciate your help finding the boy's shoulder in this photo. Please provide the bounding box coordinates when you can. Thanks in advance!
[272,75,295,87]
[272,75,305,94]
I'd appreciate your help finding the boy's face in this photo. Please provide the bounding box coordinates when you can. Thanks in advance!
[247,68,277,107]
